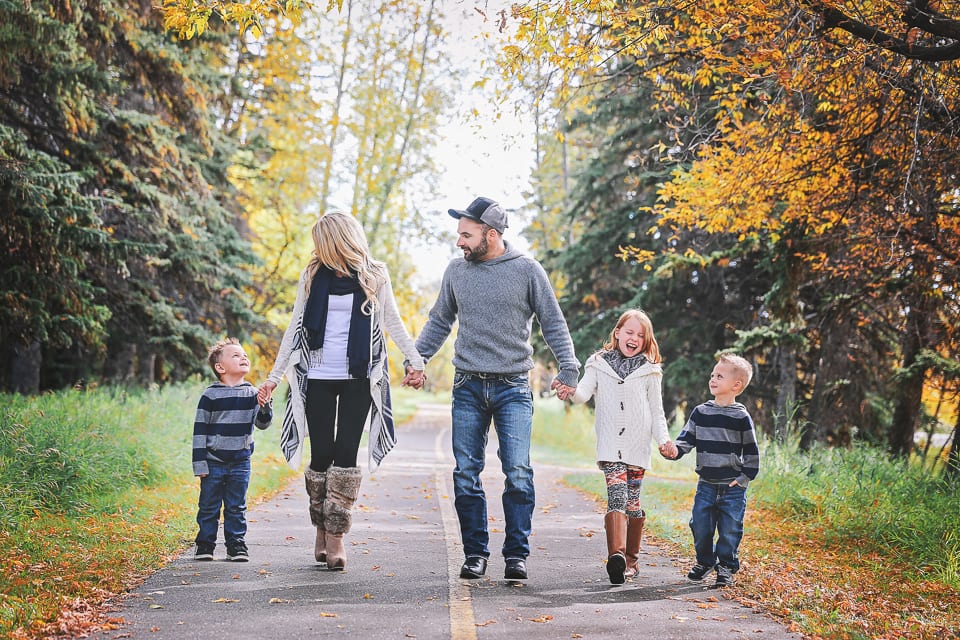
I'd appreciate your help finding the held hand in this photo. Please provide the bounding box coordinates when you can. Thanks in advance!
[659,441,678,459]
[402,366,426,390]
[551,380,575,401]
[729,480,740,487]
[257,381,277,405]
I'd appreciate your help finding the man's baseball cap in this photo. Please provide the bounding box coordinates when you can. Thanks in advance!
[448,197,508,233]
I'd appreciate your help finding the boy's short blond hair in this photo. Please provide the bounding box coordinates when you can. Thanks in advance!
[208,337,240,380]
[719,353,753,390]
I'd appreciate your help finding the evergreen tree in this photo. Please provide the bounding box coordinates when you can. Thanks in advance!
[0,0,259,390]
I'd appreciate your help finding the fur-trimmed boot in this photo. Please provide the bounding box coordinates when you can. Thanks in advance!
[624,511,646,579]
[304,468,327,563]
[323,466,363,571]
[604,511,628,585]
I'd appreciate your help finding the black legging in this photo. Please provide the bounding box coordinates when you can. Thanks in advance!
[305,378,372,471]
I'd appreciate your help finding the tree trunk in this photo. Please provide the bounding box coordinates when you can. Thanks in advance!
[774,346,796,443]
[887,301,930,457]
[137,348,156,386]
[944,413,959,480]
[106,342,137,383]
[9,341,41,394]
[802,325,842,450]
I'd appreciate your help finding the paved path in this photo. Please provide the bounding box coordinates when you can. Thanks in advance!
[93,404,803,639]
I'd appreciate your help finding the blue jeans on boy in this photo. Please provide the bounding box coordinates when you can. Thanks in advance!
[196,458,251,547]
[451,372,535,560]
[689,479,747,572]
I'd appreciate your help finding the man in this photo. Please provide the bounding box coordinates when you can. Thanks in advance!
[407,196,579,581]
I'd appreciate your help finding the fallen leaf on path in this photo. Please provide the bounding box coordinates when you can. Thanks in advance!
[319,612,338,617]
[475,620,497,627]
[529,615,554,623]
[211,598,240,603]
[148,605,163,609]
[269,597,291,604]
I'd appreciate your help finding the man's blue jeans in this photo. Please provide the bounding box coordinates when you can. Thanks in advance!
[689,479,747,572]
[451,372,534,560]
[196,458,251,546]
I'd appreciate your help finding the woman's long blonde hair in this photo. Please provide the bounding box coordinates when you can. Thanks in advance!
[602,309,662,363]
[304,211,385,314]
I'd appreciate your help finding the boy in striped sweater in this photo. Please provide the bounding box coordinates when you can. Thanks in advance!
[668,353,759,588]
[193,338,272,561]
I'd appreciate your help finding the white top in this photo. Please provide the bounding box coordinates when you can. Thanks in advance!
[571,353,671,469]
[306,293,353,379]
[267,267,425,387]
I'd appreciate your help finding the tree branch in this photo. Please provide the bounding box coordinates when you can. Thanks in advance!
[817,6,960,61]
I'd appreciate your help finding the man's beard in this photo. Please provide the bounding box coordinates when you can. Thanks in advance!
[463,237,489,262]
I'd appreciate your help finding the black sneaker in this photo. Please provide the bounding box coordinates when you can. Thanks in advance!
[194,543,215,561]
[715,565,734,587]
[226,542,249,562]
[687,563,713,580]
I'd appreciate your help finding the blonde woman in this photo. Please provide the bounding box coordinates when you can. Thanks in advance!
[258,211,425,570]
[570,309,675,584]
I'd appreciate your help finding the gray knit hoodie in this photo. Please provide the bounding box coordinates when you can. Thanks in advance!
[416,241,580,387]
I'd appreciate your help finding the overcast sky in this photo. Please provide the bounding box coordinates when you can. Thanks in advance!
[413,1,535,281]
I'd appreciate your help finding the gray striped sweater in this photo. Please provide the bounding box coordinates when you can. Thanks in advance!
[675,400,760,487]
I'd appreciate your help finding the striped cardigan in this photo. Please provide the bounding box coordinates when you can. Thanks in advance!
[267,267,424,472]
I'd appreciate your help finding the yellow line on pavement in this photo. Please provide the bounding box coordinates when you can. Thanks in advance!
[435,426,477,640]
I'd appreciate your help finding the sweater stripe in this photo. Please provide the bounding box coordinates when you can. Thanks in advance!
[676,401,760,486]
[192,382,271,476]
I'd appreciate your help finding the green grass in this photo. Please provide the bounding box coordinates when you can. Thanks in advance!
[751,441,960,586]
[0,382,297,637]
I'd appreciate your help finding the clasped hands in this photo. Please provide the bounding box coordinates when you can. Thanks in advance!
[658,440,679,459]
[402,366,426,389]
[550,379,576,401]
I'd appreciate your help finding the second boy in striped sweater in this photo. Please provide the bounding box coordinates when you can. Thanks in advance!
[667,353,760,588]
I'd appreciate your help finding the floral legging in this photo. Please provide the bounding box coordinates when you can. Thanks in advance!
[600,461,645,518]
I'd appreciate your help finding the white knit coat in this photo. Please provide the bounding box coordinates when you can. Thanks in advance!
[571,353,671,469]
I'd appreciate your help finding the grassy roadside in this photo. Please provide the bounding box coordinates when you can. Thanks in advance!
[534,397,960,639]
[0,383,299,638]
[0,383,444,639]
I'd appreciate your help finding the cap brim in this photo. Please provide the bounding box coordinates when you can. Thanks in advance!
[449,209,480,222]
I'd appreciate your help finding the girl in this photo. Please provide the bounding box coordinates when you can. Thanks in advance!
[571,309,675,584]
[258,211,425,570]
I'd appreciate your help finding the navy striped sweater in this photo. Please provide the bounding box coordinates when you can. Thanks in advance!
[675,400,760,487]
[192,381,272,476]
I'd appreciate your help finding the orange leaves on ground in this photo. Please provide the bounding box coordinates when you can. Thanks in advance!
[2,511,178,639]
[735,504,960,639]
